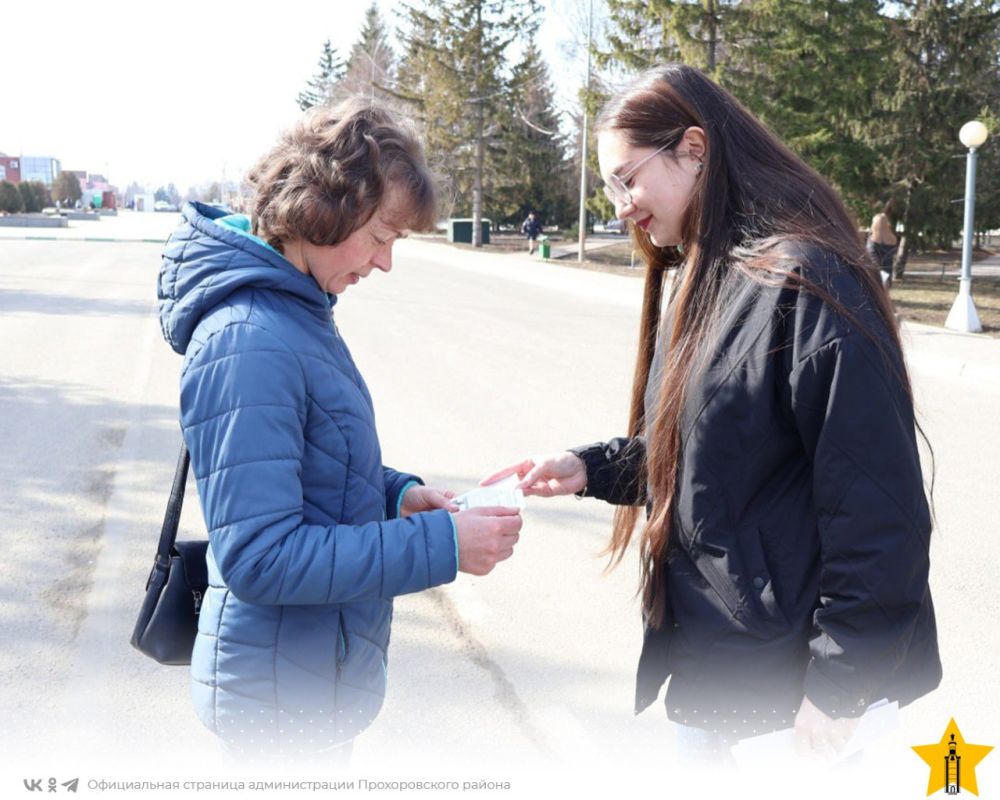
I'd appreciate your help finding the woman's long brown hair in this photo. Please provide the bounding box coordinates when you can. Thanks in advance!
[597,65,920,629]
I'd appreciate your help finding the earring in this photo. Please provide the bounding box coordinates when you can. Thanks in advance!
[695,161,704,174]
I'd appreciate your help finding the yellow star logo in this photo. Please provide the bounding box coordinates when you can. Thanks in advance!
[912,719,993,796]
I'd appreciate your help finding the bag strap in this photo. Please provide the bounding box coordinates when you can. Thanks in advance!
[154,443,191,567]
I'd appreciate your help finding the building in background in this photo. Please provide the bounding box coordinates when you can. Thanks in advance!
[87,173,110,192]
[20,156,62,186]
[68,170,117,208]
[0,154,22,184]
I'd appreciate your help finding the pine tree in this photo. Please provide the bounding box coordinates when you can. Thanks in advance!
[0,181,24,213]
[336,3,396,104]
[22,181,51,211]
[724,0,892,220]
[297,39,347,111]
[491,38,574,226]
[600,0,746,74]
[18,182,41,213]
[397,0,543,246]
[595,0,1000,269]
[971,108,1000,237]
[871,0,1000,273]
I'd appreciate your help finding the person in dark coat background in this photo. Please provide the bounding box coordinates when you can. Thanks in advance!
[158,99,523,765]
[866,212,899,287]
[521,210,543,254]
[484,65,940,763]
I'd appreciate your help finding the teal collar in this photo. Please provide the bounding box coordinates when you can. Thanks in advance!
[214,214,282,257]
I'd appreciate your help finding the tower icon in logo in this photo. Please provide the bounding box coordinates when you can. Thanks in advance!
[945,733,961,794]
[913,719,993,797]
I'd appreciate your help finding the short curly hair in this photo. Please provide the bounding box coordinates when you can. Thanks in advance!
[247,98,437,252]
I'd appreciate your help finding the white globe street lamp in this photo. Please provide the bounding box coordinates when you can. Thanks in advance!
[946,121,990,333]
[960,120,989,149]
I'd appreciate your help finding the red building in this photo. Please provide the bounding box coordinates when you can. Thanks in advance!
[0,154,22,184]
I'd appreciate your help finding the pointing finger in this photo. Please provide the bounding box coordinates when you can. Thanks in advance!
[479,461,532,486]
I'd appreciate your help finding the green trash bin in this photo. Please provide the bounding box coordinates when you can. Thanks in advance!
[447,218,491,244]
[538,235,551,259]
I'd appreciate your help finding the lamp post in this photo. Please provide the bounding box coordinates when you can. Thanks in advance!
[945,120,989,333]
[577,0,594,262]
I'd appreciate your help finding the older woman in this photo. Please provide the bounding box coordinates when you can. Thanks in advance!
[157,99,521,763]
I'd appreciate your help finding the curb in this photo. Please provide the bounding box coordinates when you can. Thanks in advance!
[3,235,166,244]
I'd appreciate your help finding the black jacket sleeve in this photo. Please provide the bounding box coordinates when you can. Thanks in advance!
[569,436,648,506]
[789,326,932,718]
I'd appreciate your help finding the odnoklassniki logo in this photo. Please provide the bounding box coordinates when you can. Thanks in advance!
[913,719,993,796]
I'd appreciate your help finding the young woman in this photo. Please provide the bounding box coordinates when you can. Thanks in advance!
[485,65,940,761]
[157,99,522,763]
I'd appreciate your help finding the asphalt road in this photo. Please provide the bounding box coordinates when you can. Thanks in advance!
[1,219,998,796]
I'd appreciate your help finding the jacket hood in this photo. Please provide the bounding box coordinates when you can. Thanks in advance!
[158,201,334,354]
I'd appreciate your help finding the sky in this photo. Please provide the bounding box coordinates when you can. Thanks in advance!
[0,0,595,193]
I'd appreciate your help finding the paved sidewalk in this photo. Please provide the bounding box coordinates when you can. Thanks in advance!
[400,239,1000,387]
[3,224,993,387]
[901,321,1000,390]
[908,253,1000,278]
[0,210,179,243]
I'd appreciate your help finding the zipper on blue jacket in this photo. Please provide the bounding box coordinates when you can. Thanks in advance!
[336,617,348,678]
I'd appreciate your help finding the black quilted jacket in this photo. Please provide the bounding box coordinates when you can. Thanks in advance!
[572,245,941,741]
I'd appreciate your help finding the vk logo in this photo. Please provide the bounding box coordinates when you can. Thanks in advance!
[22,778,78,792]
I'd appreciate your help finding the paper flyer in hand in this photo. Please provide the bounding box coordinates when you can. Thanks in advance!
[452,473,526,510]
[729,698,900,769]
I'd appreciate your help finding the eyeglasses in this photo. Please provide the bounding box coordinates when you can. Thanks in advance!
[602,143,672,206]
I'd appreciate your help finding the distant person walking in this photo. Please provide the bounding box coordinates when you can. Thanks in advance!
[521,210,543,254]
[866,212,898,287]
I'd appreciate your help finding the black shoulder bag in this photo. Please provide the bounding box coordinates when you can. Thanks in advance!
[130,443,208,665]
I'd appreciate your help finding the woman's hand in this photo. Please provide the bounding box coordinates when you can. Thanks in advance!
[479,452,587,498]
[793,695,860,761]
[399,485,458,518]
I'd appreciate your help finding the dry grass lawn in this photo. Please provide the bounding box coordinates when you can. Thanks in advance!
[890,273,1000,335]
[580,243,1000,337]
[432,235,1000,336]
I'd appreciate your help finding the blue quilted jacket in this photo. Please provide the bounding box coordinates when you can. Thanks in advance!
[157,202,459,754]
